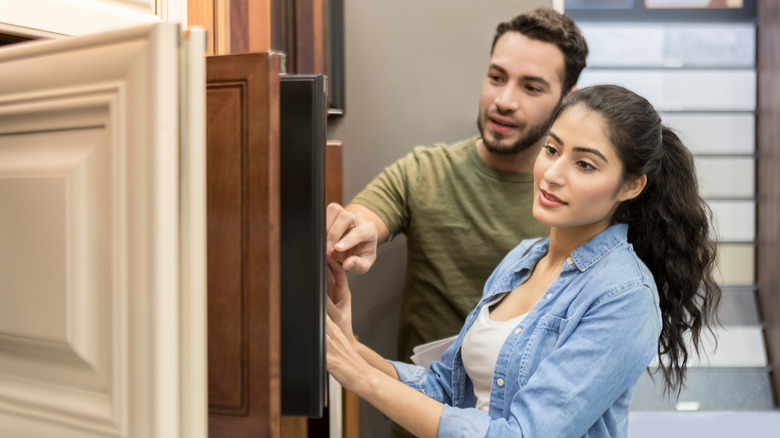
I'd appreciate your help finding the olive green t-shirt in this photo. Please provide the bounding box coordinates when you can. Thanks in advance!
[352,137,549,362]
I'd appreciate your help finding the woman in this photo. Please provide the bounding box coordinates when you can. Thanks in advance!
[325,84,721,437]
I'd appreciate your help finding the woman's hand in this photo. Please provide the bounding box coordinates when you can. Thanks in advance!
[325,315,374,393]
[326,315,444,438]
[326,253,356,345]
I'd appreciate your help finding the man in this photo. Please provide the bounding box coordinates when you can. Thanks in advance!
[327,7,588,422]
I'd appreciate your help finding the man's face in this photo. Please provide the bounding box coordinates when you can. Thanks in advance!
[477,32,566,155]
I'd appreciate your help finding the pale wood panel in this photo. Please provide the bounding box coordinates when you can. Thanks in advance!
[580,22,755,68]
[0,0,185,38]
[696,157,754,199]
[180,27,209,438]
[662,112,755,155]
[716,243,755,287]
[188,0,272,56]
[188,0,217,55]
[0,22,206,438]
[578,70,756,111]
[709,200,756,242]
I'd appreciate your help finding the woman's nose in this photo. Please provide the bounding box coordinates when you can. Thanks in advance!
[543,161,566,186]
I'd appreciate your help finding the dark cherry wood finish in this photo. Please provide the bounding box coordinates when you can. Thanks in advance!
[206,52,282,438]
[758,0,780,406]
[326,141,343,205]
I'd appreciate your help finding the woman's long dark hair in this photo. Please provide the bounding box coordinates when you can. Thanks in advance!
[558,85,721,397]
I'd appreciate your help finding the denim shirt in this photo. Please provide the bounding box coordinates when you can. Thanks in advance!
[391,224,662,437]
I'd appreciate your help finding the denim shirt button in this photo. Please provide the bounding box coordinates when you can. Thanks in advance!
[496,378,505,387]
[566,257,573,265]
[546,293,552,300]
[514,328,522,335]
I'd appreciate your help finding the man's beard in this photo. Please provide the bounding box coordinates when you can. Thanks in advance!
[477,109,557,155]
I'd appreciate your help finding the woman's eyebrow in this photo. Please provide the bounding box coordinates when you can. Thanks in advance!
[573,146,609,163]
[549,131,609,163]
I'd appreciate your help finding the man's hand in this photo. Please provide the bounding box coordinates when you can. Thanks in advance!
[326,203,383,274]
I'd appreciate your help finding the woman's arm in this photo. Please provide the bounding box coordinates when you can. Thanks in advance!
[326,254,446,436]
[326,254,398,377]
[327,317,443,438]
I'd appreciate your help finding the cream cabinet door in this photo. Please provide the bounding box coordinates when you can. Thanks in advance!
[0,0,187,38]
[0,23,206,438]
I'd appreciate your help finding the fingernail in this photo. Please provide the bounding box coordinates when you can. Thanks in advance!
[336,242,346,249]
[326,241,334,253]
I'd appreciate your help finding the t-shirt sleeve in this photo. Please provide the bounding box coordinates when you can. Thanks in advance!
[350,149,420,236]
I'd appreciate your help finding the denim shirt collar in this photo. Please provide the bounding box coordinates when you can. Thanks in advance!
[512,223,629,275]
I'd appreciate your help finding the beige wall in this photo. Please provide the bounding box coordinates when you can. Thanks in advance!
[327,1,551,436]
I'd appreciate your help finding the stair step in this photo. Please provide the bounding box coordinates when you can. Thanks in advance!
[629,411,780,438]
[649,325,767,368]
[718,286,760,325]
[631,368,774,411]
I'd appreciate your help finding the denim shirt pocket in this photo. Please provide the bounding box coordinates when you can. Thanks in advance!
[517,314,567,387]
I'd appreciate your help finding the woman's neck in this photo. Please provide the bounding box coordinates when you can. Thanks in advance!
[546,223,610,264]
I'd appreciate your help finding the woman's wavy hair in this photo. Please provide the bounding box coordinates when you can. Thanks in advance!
[558,84,721,397]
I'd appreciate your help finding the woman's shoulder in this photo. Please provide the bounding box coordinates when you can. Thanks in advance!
[582,242,658,307]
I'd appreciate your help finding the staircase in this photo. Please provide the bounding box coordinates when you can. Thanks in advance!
[566,8,779,436]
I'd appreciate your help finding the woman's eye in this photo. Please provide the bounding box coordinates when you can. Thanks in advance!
[577,161,596,171]
[544,145,558,156]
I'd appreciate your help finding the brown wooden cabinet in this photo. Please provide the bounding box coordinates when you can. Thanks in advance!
[206,52,282,438]
[193,2,352,436]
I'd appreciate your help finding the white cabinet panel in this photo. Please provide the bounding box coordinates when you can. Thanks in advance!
[0,0,186,38]
[696,157,754,199]
[578,23,666,67]
[662,113,755,155]
[578,70,756,111]
[0,23,206,438]
[709,200,755,242]
[580,23,755,68]
[716,243,755,286]
[0,177,68,342]
[665,24,755,67]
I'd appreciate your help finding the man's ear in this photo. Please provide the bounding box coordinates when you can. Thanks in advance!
[561,85,579,99]
[618,174,647,202]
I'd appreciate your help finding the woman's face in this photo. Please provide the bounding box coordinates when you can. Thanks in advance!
[532,104,644,234]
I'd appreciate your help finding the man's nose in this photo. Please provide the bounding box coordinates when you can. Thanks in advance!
[494,85,520,113]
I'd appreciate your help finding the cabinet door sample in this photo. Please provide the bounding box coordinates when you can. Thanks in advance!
[0,23,207,438]
[206,52,282,438]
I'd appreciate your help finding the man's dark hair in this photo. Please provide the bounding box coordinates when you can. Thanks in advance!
[491,8,589,94]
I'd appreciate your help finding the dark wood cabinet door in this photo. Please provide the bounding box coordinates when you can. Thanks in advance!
[206,52,282,438]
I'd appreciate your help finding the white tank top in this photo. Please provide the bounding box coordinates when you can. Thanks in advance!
[461,297,528,414]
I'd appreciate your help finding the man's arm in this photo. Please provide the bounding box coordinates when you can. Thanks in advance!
[326,202,391,274]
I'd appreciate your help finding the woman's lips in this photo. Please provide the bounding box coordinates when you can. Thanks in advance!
[539,189,567,207]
